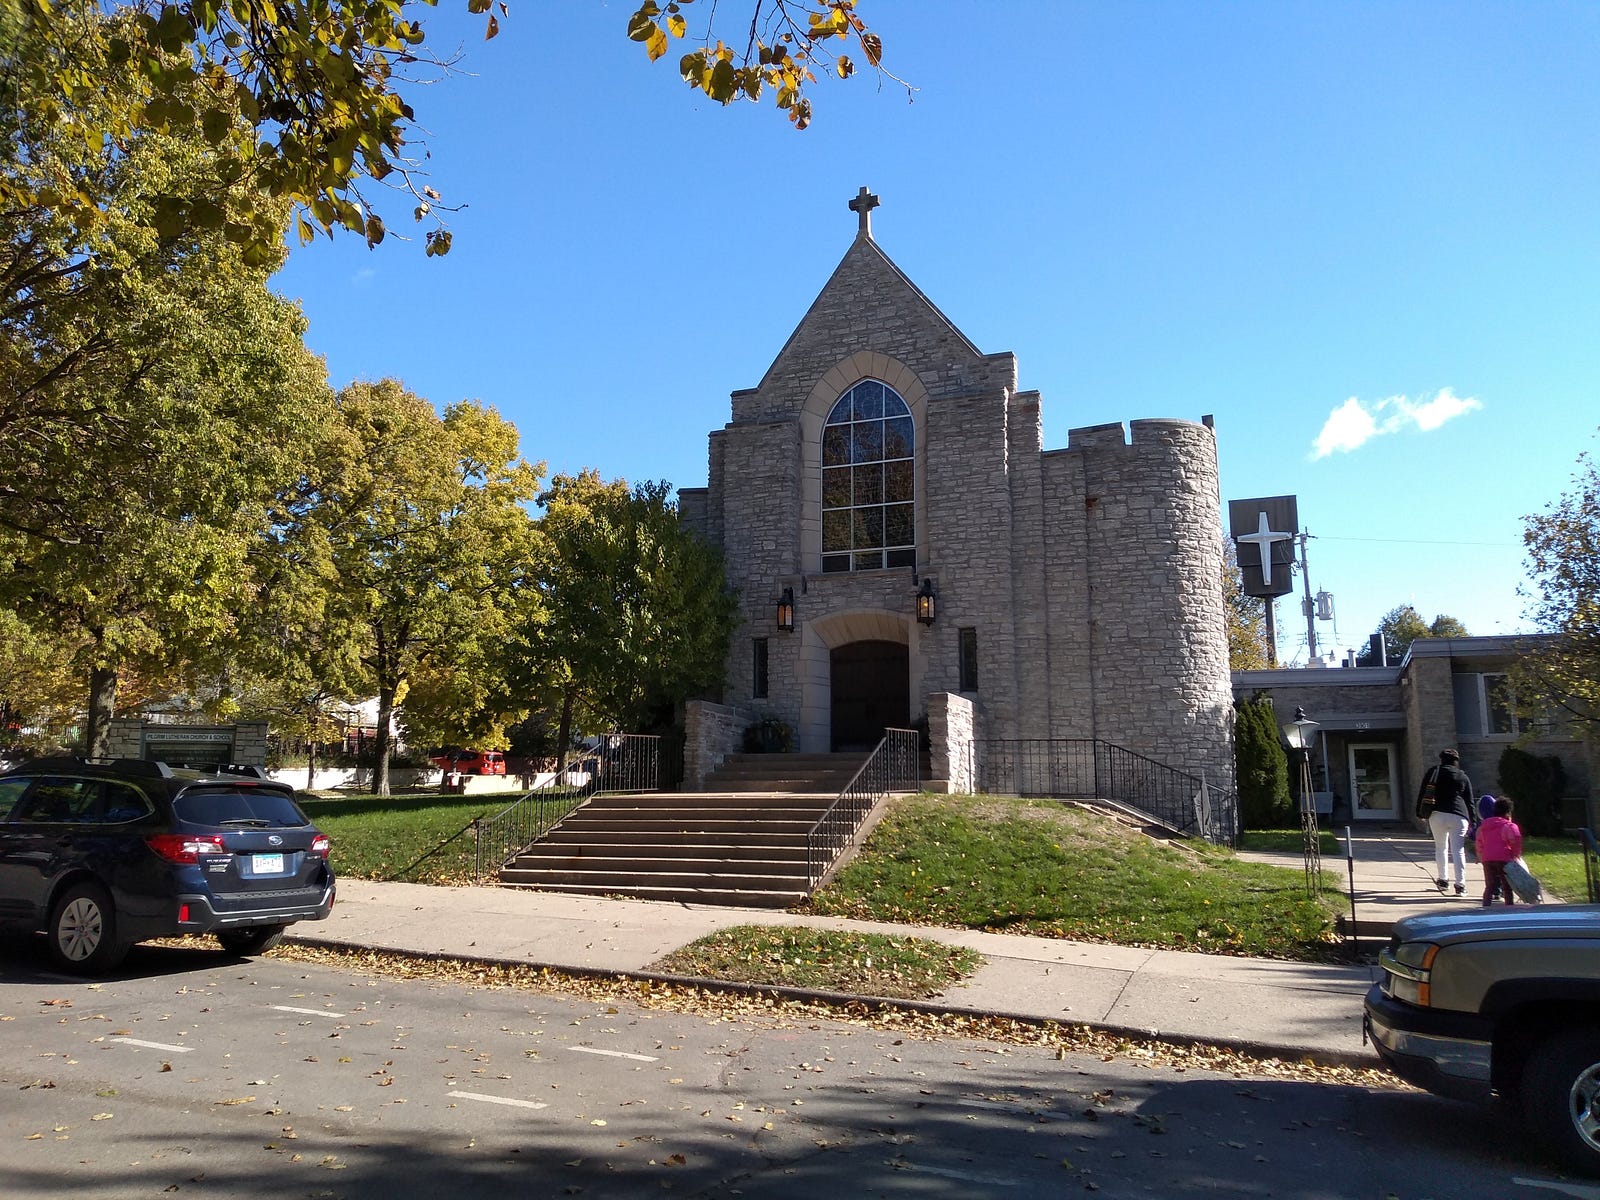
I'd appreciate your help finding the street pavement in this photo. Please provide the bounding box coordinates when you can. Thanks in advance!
[288,826,1509,1070]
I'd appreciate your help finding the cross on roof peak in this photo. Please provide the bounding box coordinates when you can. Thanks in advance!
[848,186,880,237]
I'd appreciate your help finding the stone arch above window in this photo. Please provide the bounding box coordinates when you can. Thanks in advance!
[799,352,928,574]
[820,380,916,573]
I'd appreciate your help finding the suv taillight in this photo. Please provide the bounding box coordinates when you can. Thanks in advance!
[147,834,227,864]
[310,834,331,859]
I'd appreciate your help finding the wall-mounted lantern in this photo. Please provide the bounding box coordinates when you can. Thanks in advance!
[776,586,795,632]
[915,578,936,626]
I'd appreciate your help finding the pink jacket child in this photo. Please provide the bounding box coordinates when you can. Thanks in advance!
[1474,797,1524,906]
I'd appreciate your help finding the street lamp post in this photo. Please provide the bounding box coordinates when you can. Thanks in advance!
[1282,706,1322,893]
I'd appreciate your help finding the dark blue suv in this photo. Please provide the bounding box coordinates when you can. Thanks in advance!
[0,757,335,973]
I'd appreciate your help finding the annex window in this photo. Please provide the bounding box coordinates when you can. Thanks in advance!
[958,627,979,692]
[753,638,770,700]
[821,379,915,573]
[1483,673,1516,735]
[1455,671,1551,738]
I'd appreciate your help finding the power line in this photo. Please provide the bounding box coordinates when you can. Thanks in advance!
[1311,535,1522,549]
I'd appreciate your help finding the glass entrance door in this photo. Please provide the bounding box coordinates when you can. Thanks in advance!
[1348,743,1399,820]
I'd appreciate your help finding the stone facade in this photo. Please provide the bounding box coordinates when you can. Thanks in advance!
[682,700,751,792]
[680,201,1235,798]
[928,691,976,794]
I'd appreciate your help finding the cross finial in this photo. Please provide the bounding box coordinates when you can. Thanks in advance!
[848,186,880,237]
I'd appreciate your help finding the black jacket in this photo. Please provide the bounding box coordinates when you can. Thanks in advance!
[1418,762,1475,821]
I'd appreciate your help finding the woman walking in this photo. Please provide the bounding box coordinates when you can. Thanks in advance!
[1416,748,1476,896]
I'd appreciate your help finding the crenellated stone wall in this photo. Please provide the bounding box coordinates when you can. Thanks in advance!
[1041,417,1234,790]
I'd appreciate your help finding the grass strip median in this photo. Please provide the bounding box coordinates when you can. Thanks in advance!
[652,925,983,1000]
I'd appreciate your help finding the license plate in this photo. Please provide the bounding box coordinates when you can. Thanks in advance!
[251,853,284,875]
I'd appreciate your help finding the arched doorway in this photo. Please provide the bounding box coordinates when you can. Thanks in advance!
[829,640,909,751]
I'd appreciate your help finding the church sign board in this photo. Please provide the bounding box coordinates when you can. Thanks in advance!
[1228,495,1298,598]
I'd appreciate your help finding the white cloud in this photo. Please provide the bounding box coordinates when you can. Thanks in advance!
[1396,386,1482,432]
[1312,397,1378,457]
[1310,388,1482,459]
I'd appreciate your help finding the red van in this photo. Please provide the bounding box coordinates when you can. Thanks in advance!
[430,751,506,776]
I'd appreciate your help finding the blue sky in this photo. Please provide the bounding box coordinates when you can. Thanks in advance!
[273,1,1600,665]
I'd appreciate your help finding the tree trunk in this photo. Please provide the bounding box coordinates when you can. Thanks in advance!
[86,665,118,758]
[307,737,318,791]
[556,683,577,778]
[374,683,396,797]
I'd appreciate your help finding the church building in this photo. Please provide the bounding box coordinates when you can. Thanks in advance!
[678,189,1235,804]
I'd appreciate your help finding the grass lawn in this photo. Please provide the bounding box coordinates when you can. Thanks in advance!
[807,794,1349,960]
[653,926,983,1000]
[1235,829,1343,856]
[1522,836,1592,903]
[299,790,528,885]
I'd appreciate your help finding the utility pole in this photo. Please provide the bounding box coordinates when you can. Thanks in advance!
[1299,530,1317,662]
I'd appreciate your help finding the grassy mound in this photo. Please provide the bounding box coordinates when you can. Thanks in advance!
[807,794,1348,960]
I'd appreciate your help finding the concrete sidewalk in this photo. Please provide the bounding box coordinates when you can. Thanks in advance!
[1238,823,1501,939]
[293,877,1383,1067]
[286,827,1509,1070]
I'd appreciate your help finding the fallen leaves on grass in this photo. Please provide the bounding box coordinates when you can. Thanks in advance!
[651,926,981,1000]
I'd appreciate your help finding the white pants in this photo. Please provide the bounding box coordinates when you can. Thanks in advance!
[1429,811,1470,886]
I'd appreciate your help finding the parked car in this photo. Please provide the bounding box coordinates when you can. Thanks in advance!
[0,757,335,973]
[1365,906,1600,1175]
[429,750,506,776]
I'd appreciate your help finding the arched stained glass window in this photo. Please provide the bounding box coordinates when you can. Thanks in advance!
[821,379,915,573]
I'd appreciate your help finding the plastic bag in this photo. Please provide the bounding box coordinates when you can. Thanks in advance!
[1504,857,1543,904]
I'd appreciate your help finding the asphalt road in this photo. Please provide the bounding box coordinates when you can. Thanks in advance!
[0,937,1595,1199]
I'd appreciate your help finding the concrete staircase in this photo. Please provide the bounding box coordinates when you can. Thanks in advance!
[499,752,874,907]
[498,791,836,907]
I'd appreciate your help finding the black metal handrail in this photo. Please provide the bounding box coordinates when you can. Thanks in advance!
[472,733,660,881]
[1581,828,1600,903]
[973,737,1237,844]
[804,728,920,890]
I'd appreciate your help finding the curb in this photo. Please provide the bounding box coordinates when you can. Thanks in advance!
[284,933,1384,1073]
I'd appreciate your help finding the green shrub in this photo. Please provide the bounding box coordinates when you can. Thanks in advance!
[1497,746,1568,836]
[742,715,793,753]
[1235,694,1292,828]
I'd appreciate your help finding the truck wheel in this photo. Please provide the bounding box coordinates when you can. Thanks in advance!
[47,883,128,974]
[217,925,287,956]
[1523,1028,1600,1176]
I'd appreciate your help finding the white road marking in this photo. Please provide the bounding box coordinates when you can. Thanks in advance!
[569,1046,658,1062]
[271,1005,345,1019]
[447,1090,549,1110]
[111,1037,195,1053]
[1512,1179,1600,1198]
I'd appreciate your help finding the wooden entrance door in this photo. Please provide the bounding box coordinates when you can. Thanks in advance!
[829,640,909,752]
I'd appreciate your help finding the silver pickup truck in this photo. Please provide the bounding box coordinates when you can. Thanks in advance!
[1365,906,1600,1175]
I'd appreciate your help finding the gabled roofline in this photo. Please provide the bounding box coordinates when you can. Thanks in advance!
[755,235,986,392]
